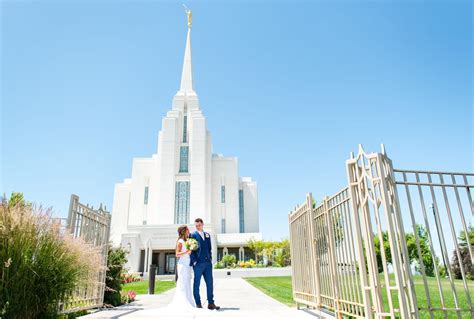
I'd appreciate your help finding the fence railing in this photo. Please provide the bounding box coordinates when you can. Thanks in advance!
[289,145,473,319]
[58,194,111,314]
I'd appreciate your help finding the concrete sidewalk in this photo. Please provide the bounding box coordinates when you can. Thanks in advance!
[80,278,333,319]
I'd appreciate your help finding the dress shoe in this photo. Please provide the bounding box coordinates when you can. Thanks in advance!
[208,304,221,310]
[196,304,203,308]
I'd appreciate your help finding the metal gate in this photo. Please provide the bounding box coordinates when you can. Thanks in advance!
[58,194,111,313]
[289,145,473,319]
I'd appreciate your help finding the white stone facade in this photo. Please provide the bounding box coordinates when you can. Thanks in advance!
[110,26,261,275]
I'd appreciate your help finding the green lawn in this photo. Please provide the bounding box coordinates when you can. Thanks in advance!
[123,280,176,295]
[382,274,473,319]
[244,275,473,318]
[244,276,295,306]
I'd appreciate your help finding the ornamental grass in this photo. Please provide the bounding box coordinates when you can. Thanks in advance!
[0,198,101,319]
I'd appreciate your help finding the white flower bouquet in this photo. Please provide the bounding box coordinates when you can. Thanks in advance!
[185,238,199,251]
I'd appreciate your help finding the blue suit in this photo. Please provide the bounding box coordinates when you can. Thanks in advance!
[189,230,214,306]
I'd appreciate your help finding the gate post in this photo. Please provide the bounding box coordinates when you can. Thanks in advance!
[376,147,418,318]
[346,146,384,318]
[346,145,418,319]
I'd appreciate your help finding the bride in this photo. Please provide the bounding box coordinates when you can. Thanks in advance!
[137,225,199,316]
[167,225,196,309]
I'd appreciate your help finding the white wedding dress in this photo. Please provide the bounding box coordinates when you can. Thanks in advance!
[168,238,196,309]
[135,239,199,317]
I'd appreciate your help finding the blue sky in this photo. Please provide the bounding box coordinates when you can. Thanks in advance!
[1,1,472,241]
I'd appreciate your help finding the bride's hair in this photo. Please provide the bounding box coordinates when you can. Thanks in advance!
[177,225,188,241]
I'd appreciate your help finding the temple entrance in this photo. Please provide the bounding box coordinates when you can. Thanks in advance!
[165,253,176,274]
[151,250,176,275]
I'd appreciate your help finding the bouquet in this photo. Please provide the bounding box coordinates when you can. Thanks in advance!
[185,238,199,251]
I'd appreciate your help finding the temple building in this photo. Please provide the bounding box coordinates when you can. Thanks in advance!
[110,13,261,275]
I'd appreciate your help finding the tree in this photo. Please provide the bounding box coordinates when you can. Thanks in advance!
[451,227,474,280]
[5,192,31,209]
[262,241,278,266]
[275,239,291,267]
[332,212,345,247]
[247,239,266,264]
[373,231,391,273]
[104,246,128,306]
[451,247,473,280]
[406,225,437,277]
[246,239,291,266]
[458,225,474,246]
[372,225,436,276]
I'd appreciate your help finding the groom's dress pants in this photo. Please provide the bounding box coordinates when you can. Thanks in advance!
[193,260,214,305]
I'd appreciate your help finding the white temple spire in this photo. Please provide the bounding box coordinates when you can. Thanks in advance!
[180,7,193,92]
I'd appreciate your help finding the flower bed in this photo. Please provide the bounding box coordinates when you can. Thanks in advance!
[214,258,257,269]
[120,290,137,304]
[121,271,142,284]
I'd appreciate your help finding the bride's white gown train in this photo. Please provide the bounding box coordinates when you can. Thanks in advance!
[137,239,199,317]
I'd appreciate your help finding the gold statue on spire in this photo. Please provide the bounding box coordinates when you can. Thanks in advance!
[183,4,192,28]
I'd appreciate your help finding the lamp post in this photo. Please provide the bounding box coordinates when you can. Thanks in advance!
[148,264,157,294]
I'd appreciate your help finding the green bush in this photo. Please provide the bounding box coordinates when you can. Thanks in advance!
[221,254,236,268]
[274,251,285,267]
[246,239,291,266]
[438,264,447,278]
[214,261,224,269]
[451,226,474,280]
[451,246,473,280]
[373,225,436,276]
[103,246,128,307]
[0,194,100,318]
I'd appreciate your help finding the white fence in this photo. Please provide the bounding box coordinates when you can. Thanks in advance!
[289,145,473,319]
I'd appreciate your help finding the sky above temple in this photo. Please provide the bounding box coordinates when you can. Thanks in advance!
[1,1,472,240]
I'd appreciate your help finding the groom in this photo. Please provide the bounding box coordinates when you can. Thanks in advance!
[189,218,220,310]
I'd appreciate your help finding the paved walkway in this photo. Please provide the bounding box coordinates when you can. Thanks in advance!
[81,278,332,319]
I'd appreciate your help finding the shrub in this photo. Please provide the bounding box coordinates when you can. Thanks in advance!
[438,264,447,278]
[0,195,100,318]
[221,254,236,268]
[215,255,255,269]
[103,246,128,307]
[274,251,285,268]
[450,226,474,280]
[451,246,473,280]
[246,239,291,266]
[214,261,224,269]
